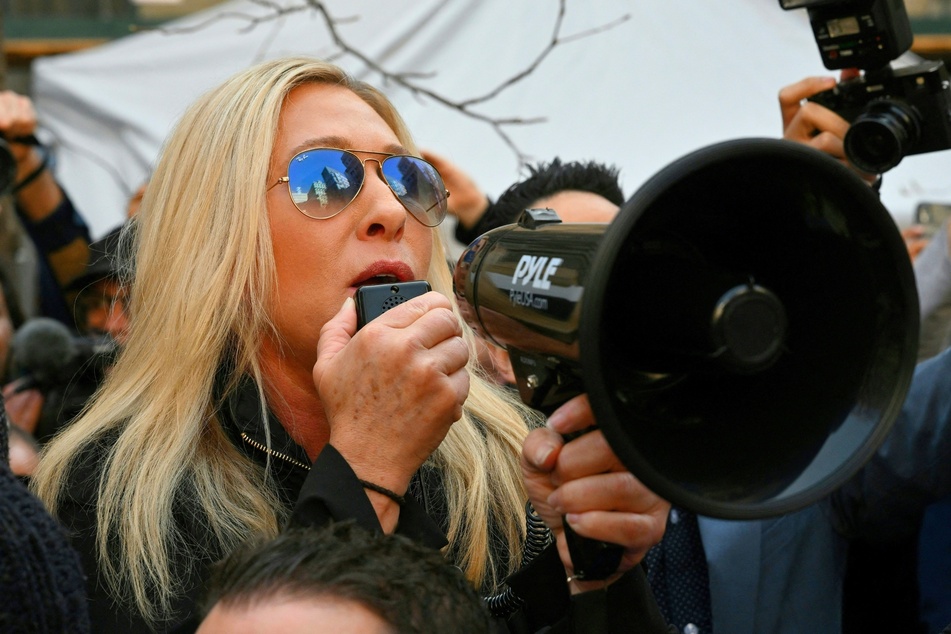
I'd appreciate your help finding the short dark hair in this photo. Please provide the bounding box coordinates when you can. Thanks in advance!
[202,521,493,634]
[458,159,624,244]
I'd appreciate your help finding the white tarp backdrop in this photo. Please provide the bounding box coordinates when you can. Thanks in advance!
[30,0,951,244]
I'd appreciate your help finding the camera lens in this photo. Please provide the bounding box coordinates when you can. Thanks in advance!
[844,99,920,174]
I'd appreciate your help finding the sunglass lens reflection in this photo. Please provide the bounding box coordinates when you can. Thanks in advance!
[287,150,364,219]
[380,156,447,227]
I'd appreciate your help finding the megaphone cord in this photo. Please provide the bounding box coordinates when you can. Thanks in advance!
[483,502,553,618]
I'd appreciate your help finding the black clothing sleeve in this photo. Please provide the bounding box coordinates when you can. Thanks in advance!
[15,190,92,327]
[291,446,672,633]
[290,443,448,548]
[504,543,675,633]
[61,427,673,633]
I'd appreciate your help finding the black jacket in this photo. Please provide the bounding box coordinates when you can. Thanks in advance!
[56,377,672,633]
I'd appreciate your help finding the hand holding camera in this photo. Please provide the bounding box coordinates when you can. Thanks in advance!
[780,75,853,157]
[0,90,44,195]
[781,0,951,174]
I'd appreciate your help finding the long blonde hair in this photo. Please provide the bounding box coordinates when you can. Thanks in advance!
[32,57,538,624]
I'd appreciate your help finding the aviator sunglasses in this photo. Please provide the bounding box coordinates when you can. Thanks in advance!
[268,148,450,227]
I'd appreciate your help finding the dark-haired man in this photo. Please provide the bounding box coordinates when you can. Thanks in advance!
[423,151,622,246]
[426,152,624,387]
[197,521,494,634]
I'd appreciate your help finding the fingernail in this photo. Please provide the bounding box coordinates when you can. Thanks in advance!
[535,443,555,466]
[546,410,564,431]
[342,296,354,310]
[548,493,563,514]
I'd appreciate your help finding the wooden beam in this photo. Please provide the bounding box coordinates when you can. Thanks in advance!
[913,34,951,56]
[4,38,107,65]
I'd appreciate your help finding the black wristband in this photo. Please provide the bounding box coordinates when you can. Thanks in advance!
[12,147,49,195]
[358,479,406,506]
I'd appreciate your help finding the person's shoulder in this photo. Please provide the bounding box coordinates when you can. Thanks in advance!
[0,465,92,632]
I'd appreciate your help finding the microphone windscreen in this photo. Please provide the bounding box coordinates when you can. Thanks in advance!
[11,318,78,385]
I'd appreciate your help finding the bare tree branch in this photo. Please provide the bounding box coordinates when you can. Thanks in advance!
[143,0,630,167]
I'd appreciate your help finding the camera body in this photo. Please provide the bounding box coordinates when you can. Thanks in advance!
[809,61,951,172]
[782,0,951,173]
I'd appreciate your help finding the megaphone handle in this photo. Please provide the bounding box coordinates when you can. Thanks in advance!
[563,519,624,580]
[560,426,624,580]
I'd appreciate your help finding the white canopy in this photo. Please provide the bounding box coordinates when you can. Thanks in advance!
[30,0,951,242]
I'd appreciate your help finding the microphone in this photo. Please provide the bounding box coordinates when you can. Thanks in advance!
[10,318,118,393]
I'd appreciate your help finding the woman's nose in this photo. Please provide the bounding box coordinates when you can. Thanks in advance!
[355,160,407,240]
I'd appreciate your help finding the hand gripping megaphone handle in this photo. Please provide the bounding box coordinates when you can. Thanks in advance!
[560,426,624,581]
[563,521,624,580]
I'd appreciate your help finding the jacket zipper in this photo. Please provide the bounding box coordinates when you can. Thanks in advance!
[239,432,311,471]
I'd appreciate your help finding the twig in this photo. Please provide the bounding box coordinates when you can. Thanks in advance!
[145,0,631,167]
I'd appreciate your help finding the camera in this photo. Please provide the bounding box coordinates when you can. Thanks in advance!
[809,61,951,173]
[781,0,951,173]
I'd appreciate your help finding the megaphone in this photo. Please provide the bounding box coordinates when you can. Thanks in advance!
[454,138,918,522]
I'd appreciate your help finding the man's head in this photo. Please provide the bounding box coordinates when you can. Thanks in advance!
[491,158,624,226]
[473,158,625,385]
[198,522,492,634]
[68,225,129,344]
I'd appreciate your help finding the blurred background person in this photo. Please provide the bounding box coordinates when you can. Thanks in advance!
[0,90,91,328]
[66,224,130,346]
[1,224,128,450]
[780,70,951,634]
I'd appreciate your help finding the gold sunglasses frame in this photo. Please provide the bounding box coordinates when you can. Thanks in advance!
[268,148,450,226]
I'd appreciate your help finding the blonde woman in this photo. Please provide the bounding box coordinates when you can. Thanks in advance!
[32,57,669,633]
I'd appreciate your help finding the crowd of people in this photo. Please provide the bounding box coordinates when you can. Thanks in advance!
[0,51,949,634]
